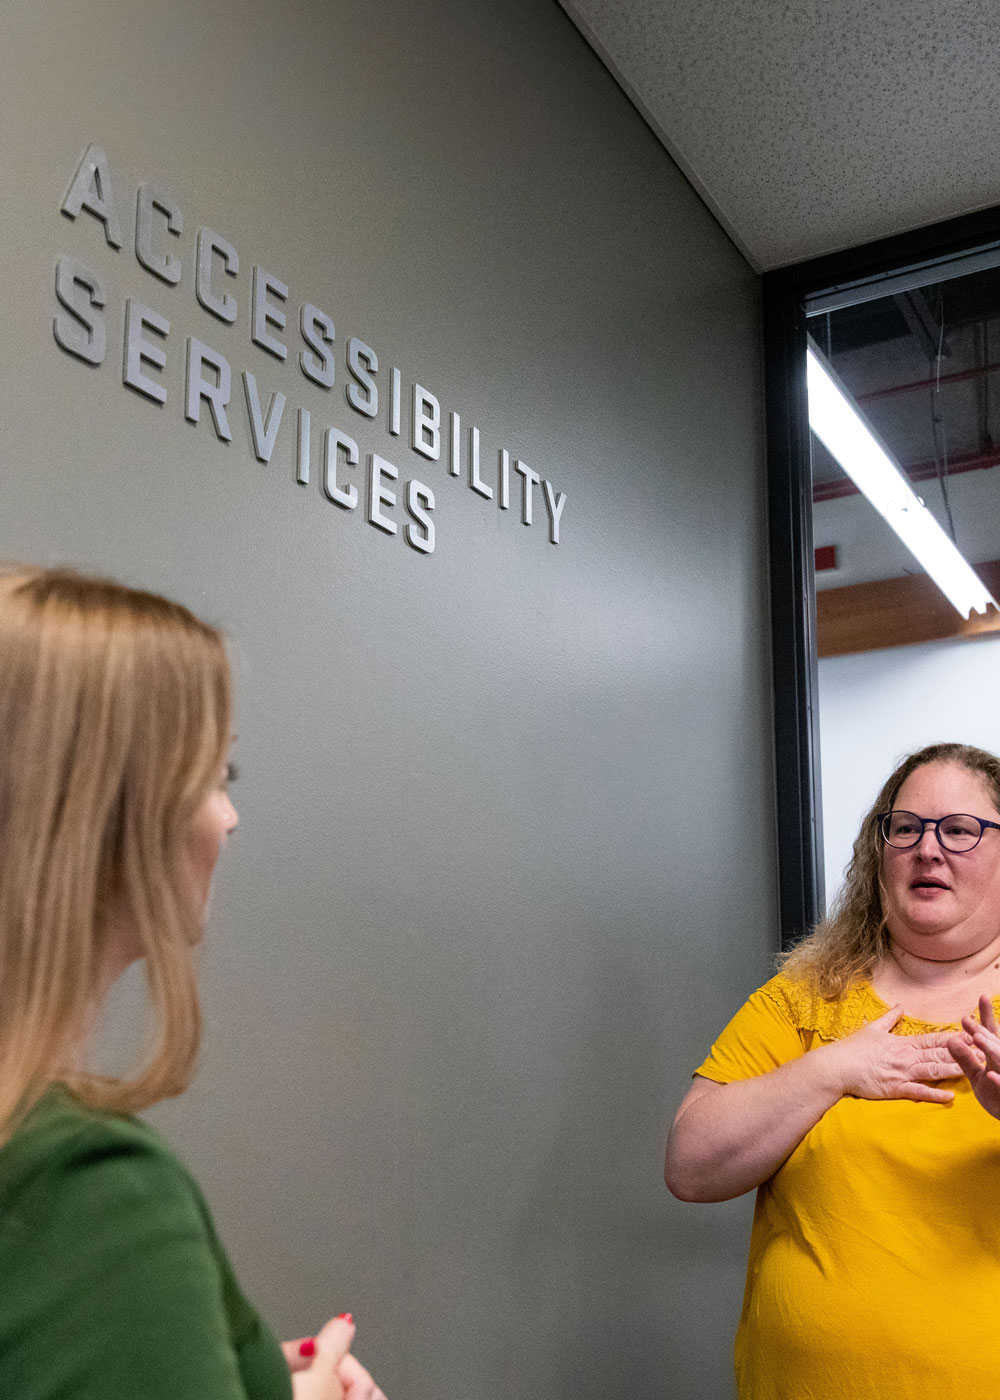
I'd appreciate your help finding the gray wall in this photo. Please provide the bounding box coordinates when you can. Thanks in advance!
[0,2,776,1395]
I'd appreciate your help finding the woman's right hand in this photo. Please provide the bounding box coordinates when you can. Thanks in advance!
[666,1003,964,1203]
[290,1316,387,1400]
[824,1004,961,1103]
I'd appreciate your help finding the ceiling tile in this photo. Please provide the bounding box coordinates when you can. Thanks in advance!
[561,0,1000,270]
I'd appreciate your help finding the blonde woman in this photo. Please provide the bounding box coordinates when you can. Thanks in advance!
[666,742,1000,1400]
[0,566,385,1400]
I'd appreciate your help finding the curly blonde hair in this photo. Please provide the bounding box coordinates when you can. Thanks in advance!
[781,742,1000,998]
[0,566,231,1141]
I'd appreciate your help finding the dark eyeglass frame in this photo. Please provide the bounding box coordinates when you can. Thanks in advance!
[877,810,1000,852]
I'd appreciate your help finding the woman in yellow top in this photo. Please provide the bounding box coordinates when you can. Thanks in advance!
[665,741,1000,1400]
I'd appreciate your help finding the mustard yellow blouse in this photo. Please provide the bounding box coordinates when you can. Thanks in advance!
[697,973,1000,1400]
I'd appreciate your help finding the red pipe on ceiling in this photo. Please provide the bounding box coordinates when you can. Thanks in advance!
[813,448,1000,502]
[857,361,1000,403]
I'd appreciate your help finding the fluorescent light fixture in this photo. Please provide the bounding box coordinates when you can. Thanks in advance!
[806,344,997,618]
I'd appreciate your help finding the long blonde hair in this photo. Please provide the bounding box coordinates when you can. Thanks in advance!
[781,742,1000,998]
[0,566,231,1141]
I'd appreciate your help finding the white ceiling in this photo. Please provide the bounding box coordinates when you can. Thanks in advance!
[559,0,1000,272]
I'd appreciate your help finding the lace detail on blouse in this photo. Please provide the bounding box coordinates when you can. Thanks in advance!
[758,972,999,1042]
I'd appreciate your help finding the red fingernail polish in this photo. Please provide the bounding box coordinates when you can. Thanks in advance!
[337,1312,354,1324]
[299,1338,316,1358]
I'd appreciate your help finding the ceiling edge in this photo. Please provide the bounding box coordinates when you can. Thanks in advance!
[555,0,763,274]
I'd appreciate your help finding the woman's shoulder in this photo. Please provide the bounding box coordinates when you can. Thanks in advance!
[0,1091,282,1398]
[754,971,875,1040]
[0,1085,200,1221]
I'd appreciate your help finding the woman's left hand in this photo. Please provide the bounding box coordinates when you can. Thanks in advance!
[948,995,1000,1120]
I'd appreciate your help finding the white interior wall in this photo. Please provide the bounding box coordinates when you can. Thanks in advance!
[818,633,1000,908]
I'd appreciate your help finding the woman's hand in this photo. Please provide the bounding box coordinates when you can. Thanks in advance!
[666,1003,962,1202]
[335,1352,388,1400]
[283,1316,387,1400]
[826,1004,961,1103]
[948,995,1000,1120]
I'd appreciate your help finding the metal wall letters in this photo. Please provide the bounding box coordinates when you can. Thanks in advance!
[55,143,569,554]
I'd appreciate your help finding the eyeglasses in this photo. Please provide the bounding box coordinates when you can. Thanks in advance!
[878,810,1000,853]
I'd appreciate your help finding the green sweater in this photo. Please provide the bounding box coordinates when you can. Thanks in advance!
[0,1087,292,1399]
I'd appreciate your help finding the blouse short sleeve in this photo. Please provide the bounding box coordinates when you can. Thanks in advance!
[695,976,807,1083]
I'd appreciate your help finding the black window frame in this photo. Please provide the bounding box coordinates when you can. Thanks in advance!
[763,203,1000,948]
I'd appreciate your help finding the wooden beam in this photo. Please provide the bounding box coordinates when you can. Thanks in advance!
[817,560,1000,657]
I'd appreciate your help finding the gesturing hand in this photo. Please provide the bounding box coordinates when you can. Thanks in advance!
[335,1352,388,1400]
[284,1316,388,1400]
[828,1004,962,1104]
[948,995,1000,1121]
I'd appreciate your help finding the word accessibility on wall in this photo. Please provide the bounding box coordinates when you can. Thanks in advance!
[52,144,569,557]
